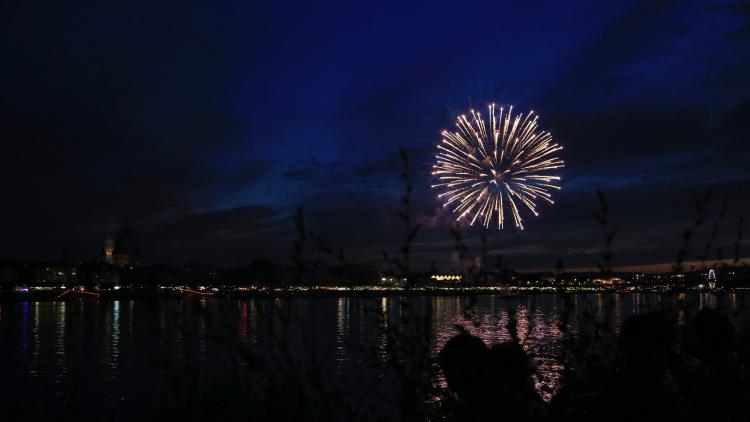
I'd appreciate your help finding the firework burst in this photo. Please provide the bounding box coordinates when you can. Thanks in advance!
[431,104,564,230]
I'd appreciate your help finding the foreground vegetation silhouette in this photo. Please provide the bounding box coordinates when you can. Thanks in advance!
[149,150,748,421]
[147,300,750,421]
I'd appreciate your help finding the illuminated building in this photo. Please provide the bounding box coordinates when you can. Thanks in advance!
[101,236,114,265]
[100,224,142,268]
[380,275,407,287]
[113,235,129,267]
[430,274,463,282]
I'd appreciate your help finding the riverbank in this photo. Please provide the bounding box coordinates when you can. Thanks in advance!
[0,284,733,301]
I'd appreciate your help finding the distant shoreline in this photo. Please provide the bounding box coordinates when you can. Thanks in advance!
[0,285,738,301]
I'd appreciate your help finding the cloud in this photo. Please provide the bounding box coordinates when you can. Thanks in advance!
[139,204,291,265]
[542,0,750,109]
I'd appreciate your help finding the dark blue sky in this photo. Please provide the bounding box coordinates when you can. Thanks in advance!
[2,0,750,271]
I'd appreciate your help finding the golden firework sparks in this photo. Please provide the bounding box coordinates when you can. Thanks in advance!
[431,104,564,230]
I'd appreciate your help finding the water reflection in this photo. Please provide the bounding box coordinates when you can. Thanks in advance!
[335,297,350,373]
[431,296,567,401]
[53,302,66,401]
[1,293,749,420]
[21,301,28,355]
[239,301,248,343]
[378,297,388,363]
[112,301,120,368]
[31,301,40,378]
[612,294,622,335]
[516,305,529,344]
[249,300,258,348]
[198,298,207,362]
[595,294,604,322]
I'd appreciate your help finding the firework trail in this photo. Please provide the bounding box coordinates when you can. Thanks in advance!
[431,104,564,230]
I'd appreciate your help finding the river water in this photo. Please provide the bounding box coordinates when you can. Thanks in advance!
[0,292,746,420]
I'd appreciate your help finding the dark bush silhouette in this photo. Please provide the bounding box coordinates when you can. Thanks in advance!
[438,331,547,420]
[433,307,750,422]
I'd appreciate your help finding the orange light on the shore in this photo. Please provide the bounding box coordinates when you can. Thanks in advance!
[181,288,214,296]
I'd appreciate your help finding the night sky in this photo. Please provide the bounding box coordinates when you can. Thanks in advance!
[2,0,750,272]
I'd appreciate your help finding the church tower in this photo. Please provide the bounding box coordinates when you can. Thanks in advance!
[100,223,142,267]
[112,234,129,268]
[101,236,114,265]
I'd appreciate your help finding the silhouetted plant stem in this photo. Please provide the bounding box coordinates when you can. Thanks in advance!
[449,222,468,277]
[593,189,617,279]
[383,147,422,286]
[734,216,746,266]
[701,196,727,269]
[674,190,711,274]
